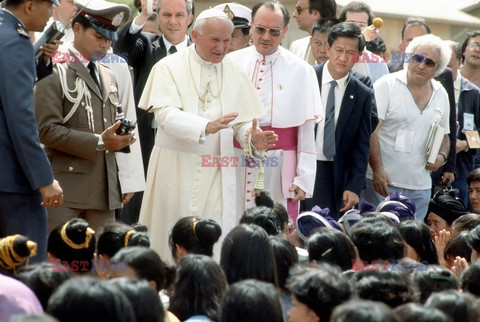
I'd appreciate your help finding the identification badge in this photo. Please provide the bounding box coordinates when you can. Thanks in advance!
[395,129,414,153]
[464,113,474,131]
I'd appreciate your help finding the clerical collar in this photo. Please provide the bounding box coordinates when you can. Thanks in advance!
[163,36,189,54]
[253,47,281,63]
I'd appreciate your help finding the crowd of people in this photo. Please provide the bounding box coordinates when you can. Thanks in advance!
[2,0,480,320]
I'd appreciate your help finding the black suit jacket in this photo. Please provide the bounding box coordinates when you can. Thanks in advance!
[113,22,191,172]
[387,61,457,177]
[308,64,372,213]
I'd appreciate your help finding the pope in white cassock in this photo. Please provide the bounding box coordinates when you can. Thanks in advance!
[228,1,321,224]
[137,8,276,262]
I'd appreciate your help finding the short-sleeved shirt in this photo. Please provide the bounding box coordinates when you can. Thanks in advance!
[367,70,450,190]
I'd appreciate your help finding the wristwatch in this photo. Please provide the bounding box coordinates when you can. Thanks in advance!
[96,135,105,151]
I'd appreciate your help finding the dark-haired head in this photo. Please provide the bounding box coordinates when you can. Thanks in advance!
[47,219,96,273]
[350,219,405,263]
[338,1,374,26]
[461,262,480,297]
[255,190,274,208]
[15,262,73,310]
[443,231,472,268]
[252,1,290,28]
[393,303,451,322]
[353,270,419,308]
[220,279,283,322]
[272,202,290,235]
[412,265,458,304]
[327,22,365,52]
[169,255,227,321]
[0,235,38,274]
[312,17,340,35]
[97,222,150,259]
[169,216,221,262]
[307,228,356,271]
[110,246,175,291]
[425,290,480,322]
[467,224,480,262]
[287,264,352,321]
[398,220,438,265]
[47,276,135,322]
[240,206,281,235]
[269,236,298,290]
[220,224,277,285]
[401,17,431,40]
[331,300,398,322]
[109,277,165,322]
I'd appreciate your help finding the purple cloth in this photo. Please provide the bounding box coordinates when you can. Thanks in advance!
[0,274,43,322]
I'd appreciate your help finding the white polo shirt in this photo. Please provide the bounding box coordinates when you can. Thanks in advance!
[367,69,450,190]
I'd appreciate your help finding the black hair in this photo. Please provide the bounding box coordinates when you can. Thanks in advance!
[452,213,480,235]
[169,216,221,260]
[254,190,274,208]
[71,13,92,31]
[350,220,405,263]
[240,206,281,235]
[461,31,480,58]
[272,202,289,230]
[220,279,283,322]
[401,17,431,40]
[309,0,337,19]
[97,222,150,258]
[353,270,419,308]
[467,168,480,185]
[312,17,341,35]
[111,246,176,291]
[220,224,278,285]
[444,231,472,263]
[327,21,365,52]
[287,264,352,321]
[0,235,37,273]
[338,1,374,25]
[393,303,451,322]
[47,276,135,322]
[398,220,439,265]
[109,278,165,322]
[425,290,480,322]
[47,218,96,273]
[269,236,298,290]
[15,262,73,310]
[332,300,398,322]
[251,1,290,28]
[460,262,480,297]
[9,314,59,322]
[169,255,227,321]
[307,227,356,271]
[412,265,459,304]
[467,224,480,253]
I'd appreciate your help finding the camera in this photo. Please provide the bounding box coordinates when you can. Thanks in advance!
[115,105,136,153]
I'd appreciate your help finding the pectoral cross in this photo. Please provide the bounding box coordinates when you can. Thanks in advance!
[200,82,211,111]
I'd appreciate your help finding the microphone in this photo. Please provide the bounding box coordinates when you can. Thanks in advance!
[372,17,383,29]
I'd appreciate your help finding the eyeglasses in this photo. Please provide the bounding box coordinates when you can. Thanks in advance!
[411,54,437,68]
[253,25,283,37]
[468,41,480,49]
[295,5,310,14]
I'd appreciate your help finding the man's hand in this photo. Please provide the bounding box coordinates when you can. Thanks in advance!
[372,168,392,197]
[135,0,158,25]
[456,139,468,153]
[362,26,379,42]
[102,121,136,151]
[40,39,63,62]
[205,112,238,134]
[425,155,445,172]
[122,192,134,204]
[39,179,63,208]
[251,118,278,150]
[340,190,359,212]
[289,184,306,202]
[441,172,455,184]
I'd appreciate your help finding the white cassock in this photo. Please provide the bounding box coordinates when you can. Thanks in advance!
[289,36,317,65]
[228,46,321,224]
[138,46,265,262]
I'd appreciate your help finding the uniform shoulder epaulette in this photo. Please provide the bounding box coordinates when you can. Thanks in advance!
[16,23,29,38]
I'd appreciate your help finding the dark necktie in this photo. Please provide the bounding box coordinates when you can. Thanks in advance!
[168,45,177,55]
[323,80,337,160]
[87,62,101,90]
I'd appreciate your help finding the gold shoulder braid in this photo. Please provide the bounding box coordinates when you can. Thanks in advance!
[124,230,135,247]
[61,222,95,250]
[243,127,267,192]
[0,235,37,271]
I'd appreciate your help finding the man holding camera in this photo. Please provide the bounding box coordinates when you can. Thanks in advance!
[34,0,135,232]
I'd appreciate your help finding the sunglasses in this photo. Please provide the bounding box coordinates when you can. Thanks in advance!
[254,25,283,37]
[295,5,310,14]
[411,54,437,68]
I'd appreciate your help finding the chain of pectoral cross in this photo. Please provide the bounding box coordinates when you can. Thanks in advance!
[200,82,212,112]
